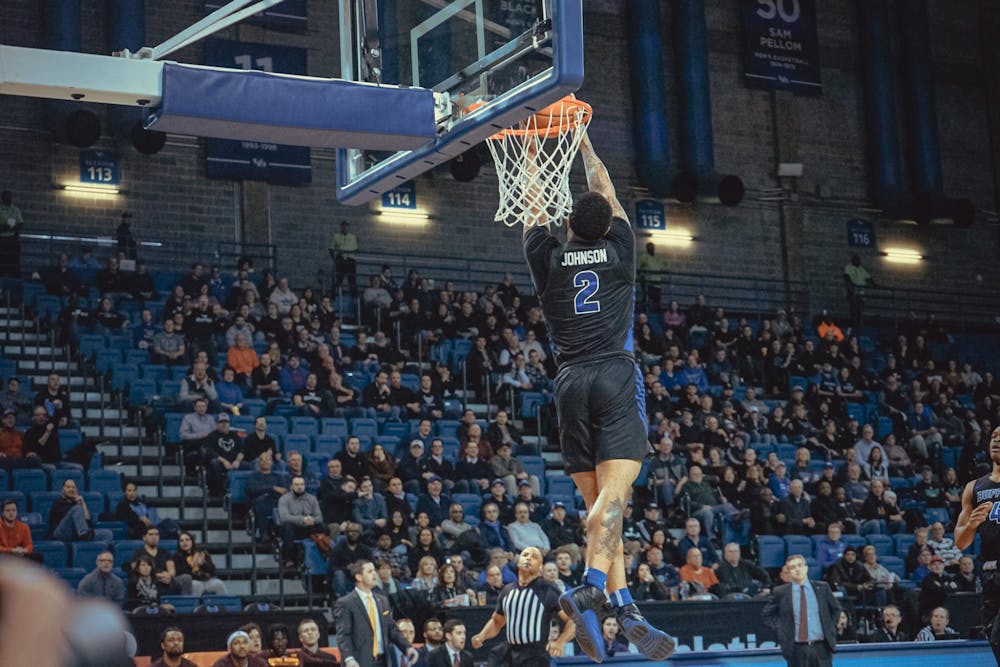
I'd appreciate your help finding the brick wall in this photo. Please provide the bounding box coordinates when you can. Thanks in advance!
[0,0,996,317]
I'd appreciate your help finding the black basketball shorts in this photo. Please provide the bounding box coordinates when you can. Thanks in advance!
[553,353,648,474]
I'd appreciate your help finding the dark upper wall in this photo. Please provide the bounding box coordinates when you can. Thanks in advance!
[0,0,996,316]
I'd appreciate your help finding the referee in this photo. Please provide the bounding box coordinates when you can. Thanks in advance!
[470,547,575,667]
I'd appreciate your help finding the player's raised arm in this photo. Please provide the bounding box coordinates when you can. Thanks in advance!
[578,131,628,223]
[956,480,992,549]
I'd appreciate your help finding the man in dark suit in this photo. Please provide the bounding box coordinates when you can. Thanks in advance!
[334,559,421,667]
[427,619,474,667]
[762,554,841,667]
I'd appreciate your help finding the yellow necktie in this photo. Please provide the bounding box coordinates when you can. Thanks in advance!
[366,593,379,657]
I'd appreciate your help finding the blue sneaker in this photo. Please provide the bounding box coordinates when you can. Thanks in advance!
[615,603,676,661]
[559,584,608,663]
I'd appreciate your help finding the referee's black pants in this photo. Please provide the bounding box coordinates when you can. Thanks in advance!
[507,642,548,667]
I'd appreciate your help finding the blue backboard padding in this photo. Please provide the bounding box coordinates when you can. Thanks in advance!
[145,64,436,150]
[336,0,585,205]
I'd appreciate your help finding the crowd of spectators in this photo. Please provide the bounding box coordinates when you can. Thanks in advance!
[4,248,1000,650]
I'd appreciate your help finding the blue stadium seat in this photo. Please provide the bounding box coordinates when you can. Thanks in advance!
[783,534,813,559]
[435,420,460,438]
[867,534,893,558]
[160,595,200,613]
[876,416,893,440]
[34,541,69,568]
[228,470,253,507]
[342,371,370,393]
[283,434,312,455]
[375,436,399,455]
[50,468,84,493]
[114,539,145,561]
[95,521,128,540]
[547,476,576,497]
[58,429,83,456]
[199,594,243,612]
[140,364,169,385]
[380,421,411,440]
[95,349,122,375]
[71,541,111,568]
[272,403,299,419]
[241,399,266,417]
[128,378,157,408]
[892,533,916,558]
[757,535,786,569]
[53,567,88,590]
[0,469,8,491]
[12,468,47,495]
[111,363,139,392]
[349,418,378,439]
[107,334,133,354]
[159,379,182,398]
[520,456,545,483]
[263,416,288,438]
[321,418,348,438]
[302,540,328,578]
[81,491,105,516]
[165,412,185,443]
[303,453,330,477]
[313,435,343,456]
[230,415,256,433]
[125,349,150,367]
[882,556,905,579]
[843,534,867,551]
[290,416,319,437]
[77,334,106,362]
[924,507,950,526]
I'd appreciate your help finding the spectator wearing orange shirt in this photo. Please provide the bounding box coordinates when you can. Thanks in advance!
[0,498,34,559]
[679,547,720,597]
[227,333,260,383]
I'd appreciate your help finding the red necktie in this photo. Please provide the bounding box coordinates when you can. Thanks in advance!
[798,585,809,642]
[453,653,460,667]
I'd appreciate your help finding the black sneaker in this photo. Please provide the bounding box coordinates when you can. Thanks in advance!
[615,603,676,661]
[559,584,608,663]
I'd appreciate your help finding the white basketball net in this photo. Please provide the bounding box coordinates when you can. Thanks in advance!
[484,100,592,227]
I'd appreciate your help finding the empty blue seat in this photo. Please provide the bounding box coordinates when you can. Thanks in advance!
[77,334,106,361]
[50,469,84,492]
[228,470,253,506]
[0,469,8,491]
[380,421,411,440]
[107,334,133,353]
[95,349,122,375]
[200,594,242,612]
[290,416,319,437]
[110,363,139,392]
[313,435,343,456]
[128,378,157,408]
[349,418,378,439]
[124,349,150,367]
[924,507,950,526]
[547,476,575,497]
[263,416,288,438]
[843,534,867,551]
[283,434,312,455]
[34,540,69,568]
[53,567,88,590]
[81,491,105,516]
[114,539,145,561]
[160,595,200,613]
[757,535,786,569]
[520,456,545,482]
[58,429,83,456]
[867,534,893,558]
[892,533,916,557]
[882,555,905,579]
[72,541,111,568]
[783,534,814,559]
[435,420,460,438]
[321,418,348,438]
[241,399,267,417]
[165,412,185,443]
[141,364,169,385]
[12,469,47,495]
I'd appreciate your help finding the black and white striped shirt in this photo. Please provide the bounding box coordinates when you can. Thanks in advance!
[495,577,561,646]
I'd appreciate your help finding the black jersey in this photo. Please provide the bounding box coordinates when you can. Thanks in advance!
[974,474,1000,562]
[494,576,562,646]
[524,218,636,367]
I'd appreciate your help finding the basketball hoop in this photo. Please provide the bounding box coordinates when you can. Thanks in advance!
[478,95,592,227]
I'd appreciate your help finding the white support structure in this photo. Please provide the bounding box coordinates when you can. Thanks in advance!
[147,0,288,61]
[0,45,163,106]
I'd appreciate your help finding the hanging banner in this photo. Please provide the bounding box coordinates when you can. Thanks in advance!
[740,0,822,95]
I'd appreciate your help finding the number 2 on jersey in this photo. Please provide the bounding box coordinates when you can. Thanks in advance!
[573,270,601,314]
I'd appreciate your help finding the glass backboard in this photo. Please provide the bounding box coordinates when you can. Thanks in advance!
[336,0,583,205]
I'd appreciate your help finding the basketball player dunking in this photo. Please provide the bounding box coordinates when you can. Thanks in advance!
[521,132,674,663]
[956,426,1000,663]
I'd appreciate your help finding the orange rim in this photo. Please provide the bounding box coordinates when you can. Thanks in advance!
[467,95,592,141]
